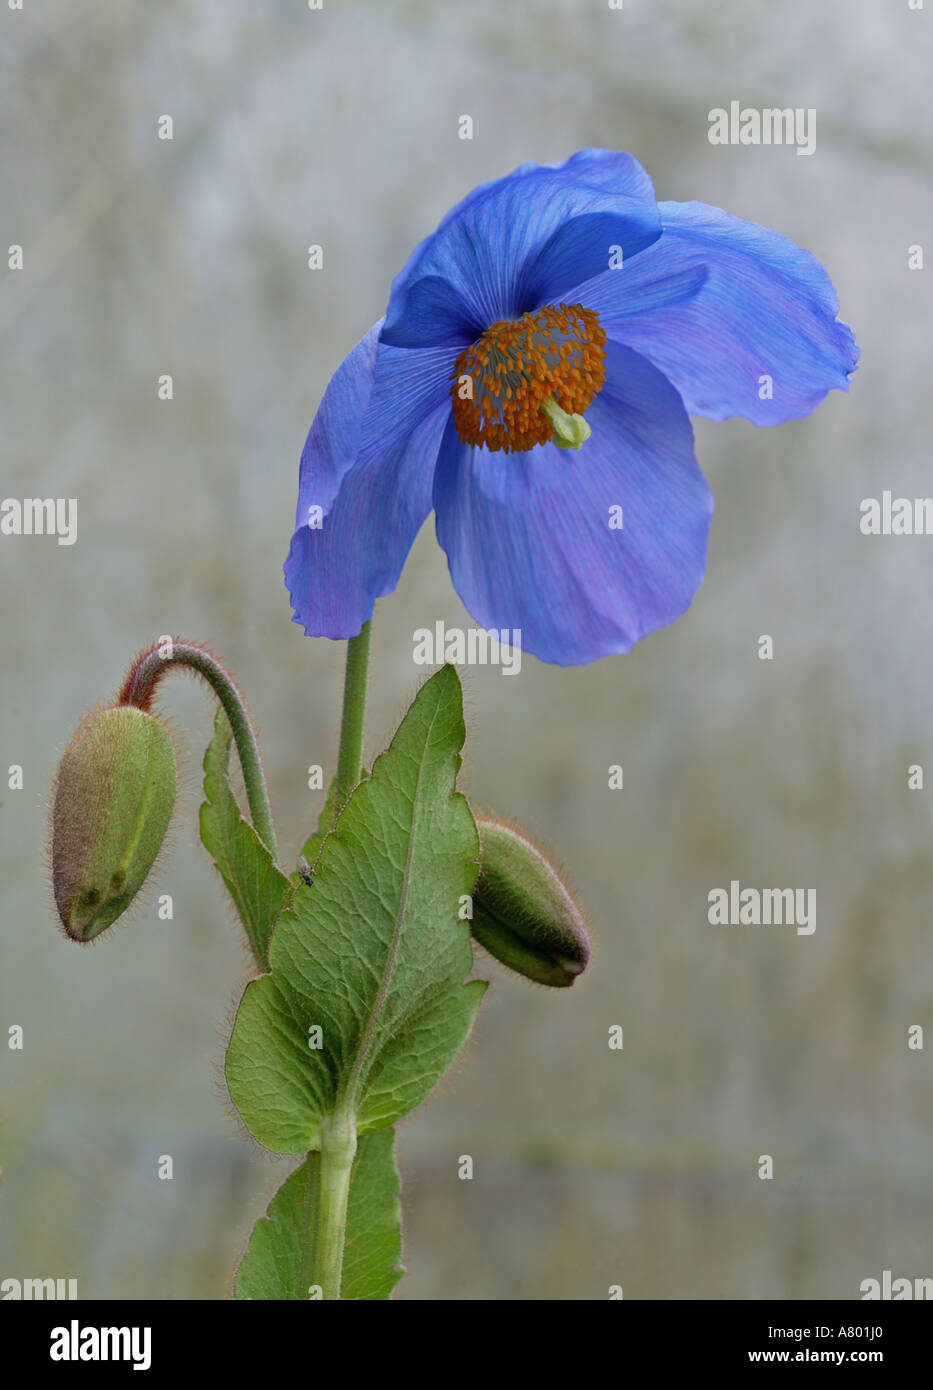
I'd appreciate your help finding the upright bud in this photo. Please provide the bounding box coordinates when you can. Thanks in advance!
[470,817,590,988]
[51,705,176,942]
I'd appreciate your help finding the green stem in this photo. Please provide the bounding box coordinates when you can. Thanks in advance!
[118,640,279,863]
[333,619,372,821]
[305,618,373,1299]
[312,1110,358,1300]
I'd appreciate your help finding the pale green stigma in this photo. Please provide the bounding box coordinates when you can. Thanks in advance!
[539,394,591,450]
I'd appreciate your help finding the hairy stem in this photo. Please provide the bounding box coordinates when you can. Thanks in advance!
[305,619,373,1297]
[333,619,371,821]
[312,1110,358,1300]
[118,639,279,862]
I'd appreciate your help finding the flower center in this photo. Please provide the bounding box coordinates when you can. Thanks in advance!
[450,303,607,453]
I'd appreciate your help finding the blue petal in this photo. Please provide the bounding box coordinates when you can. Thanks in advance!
[432,341,713,666]
[285,323,456,638]
[576,200,858,424]
[381,150,662,349]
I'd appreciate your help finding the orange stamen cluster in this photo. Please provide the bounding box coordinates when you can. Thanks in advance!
[450,303,607,453]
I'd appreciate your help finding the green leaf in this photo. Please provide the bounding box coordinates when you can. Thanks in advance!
[235,1128,403,1301]
[225,664,485,1153]
[200,709,291,970]
[297,768,372,882]
[298,776,340,873]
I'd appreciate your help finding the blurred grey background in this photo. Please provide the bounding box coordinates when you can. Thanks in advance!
[1,0,931,1300]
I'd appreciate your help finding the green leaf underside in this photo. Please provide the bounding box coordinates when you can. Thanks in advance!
[235,1128,403,1300]
[200,710,291,970]
[225,664,485,1154]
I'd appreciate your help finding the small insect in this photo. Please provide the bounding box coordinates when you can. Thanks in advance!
[297,856,313,887]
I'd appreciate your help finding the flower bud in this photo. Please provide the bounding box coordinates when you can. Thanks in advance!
[51,705,176,942]
[470,818,590,988]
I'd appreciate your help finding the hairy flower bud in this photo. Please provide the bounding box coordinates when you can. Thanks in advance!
[470,817,590,987]
[51,705,176,942]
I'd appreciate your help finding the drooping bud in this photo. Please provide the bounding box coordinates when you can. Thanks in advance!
[51,705,176,942]
[470,817,590,988]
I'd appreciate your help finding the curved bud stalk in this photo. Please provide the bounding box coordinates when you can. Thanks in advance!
[51,705,176,942]
[119,638,278,859]
[470,816,591,988]
[50,637,281,954]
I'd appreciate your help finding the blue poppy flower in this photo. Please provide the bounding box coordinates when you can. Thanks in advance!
[285,149,857,665]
